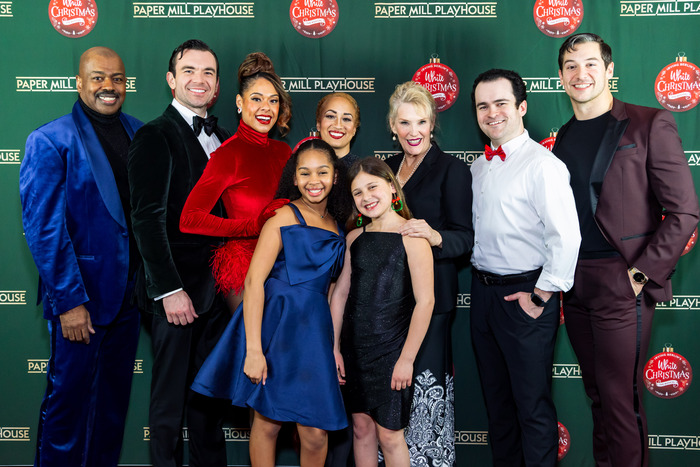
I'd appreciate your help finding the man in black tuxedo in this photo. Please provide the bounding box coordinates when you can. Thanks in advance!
[128,39,230,467]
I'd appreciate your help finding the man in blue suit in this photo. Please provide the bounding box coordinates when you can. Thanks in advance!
[19,47,143,467]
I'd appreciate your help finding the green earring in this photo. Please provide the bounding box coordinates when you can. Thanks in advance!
[391,194,403,212]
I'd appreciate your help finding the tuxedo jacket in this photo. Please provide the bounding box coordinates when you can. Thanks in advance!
[128,105,230,315]
[386,144,474,314]
[553,98,699,302]
[20,101,143,325]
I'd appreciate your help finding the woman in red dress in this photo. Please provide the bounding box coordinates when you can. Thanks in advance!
[180,52,292,312]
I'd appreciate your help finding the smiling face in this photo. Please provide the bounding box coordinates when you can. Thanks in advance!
[316,96,358,156]
[236,77,280,134]
[294,148,335,205]
[76,49,126,116]
[559,41,614,113]
[351,171,395,220]
[166,49,218,117]
[390,102,434,158]
[474,78,527,148]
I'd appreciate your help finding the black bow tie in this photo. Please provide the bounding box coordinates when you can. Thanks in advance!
[193,115,217,137]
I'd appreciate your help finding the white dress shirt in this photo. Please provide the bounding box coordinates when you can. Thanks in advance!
[154,99,223,302]
[171,98,221,158]
[471,130,581,292]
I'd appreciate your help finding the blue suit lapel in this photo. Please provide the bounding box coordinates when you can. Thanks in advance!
[71,101,127,228]
[119,111,140,139]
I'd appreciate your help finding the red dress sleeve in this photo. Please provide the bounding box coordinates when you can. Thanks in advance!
[180,143,262,238]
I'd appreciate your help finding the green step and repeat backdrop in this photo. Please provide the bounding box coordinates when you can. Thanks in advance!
[1,1,699,466]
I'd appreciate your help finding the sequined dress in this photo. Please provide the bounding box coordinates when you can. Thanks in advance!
[341,230,415,430]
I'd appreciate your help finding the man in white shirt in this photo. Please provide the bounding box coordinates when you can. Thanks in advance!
[128,39,230,467]
[469,68,581,467]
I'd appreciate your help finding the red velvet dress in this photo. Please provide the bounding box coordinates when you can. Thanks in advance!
[180,121,291,294]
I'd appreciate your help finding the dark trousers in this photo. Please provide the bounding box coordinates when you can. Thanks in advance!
[147,297,230,467]
[35,297,140,467]
[470,272,559,467]
[564,256,655,467]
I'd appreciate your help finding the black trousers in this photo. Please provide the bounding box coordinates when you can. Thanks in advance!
[470,272,559,467]
[147,297,230,467]
[564,256,655,467]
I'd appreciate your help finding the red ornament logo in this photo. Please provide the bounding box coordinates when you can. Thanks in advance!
[539,129,558,151]
[644,345,693,399]
[533,0,583,38]
[557,422,570,461]
[655,55,700,112]
[413,57,460,112]
[289,0,338,38]
[683,227,697,255]
[539,136,556,151]
[661,214,697,255]
[49,0,98,38]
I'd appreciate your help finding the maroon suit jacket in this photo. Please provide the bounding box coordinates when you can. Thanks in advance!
[553,98,699,302]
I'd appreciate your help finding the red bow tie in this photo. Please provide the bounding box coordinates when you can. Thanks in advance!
[484,145,506,161]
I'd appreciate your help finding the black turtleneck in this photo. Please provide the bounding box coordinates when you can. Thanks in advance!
[556,111,618,259]
[78,98,138,275]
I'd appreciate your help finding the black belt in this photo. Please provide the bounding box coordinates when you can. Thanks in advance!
[473,267,542,286]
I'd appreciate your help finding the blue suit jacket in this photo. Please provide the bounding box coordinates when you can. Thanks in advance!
[19,101,143,325]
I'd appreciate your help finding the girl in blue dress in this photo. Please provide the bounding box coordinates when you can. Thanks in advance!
[192,139,351,466]
[331,157,434,466]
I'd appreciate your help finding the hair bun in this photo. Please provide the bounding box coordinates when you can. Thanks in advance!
[238,52,275,84]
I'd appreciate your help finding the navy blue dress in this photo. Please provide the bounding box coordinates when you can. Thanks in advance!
[192,203,348,431]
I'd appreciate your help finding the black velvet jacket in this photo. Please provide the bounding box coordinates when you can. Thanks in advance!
[127,104,230,315]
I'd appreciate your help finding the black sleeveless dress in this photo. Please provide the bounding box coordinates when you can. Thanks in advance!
[340,231,415,429]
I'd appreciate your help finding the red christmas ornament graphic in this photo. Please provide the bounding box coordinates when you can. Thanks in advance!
[533,0,583,38]
[557,422,571,461]
[49,0,98,38]
[289,0,339,39]
[539,129,558,151]
[412,55,460,112]
[683,227,697,255]
[661,214,697,255]
[655,53,700,112]
[644,344,693,399]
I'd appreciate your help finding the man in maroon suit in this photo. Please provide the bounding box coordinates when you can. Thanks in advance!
[552,33,699,467]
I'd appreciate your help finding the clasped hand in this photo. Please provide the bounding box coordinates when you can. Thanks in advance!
[244,350,267,385]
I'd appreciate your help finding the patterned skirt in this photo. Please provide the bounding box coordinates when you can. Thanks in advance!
[405,312,455,467]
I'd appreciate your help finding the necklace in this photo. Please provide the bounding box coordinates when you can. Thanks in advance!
[396,146,430,186]
[299,198,328,219]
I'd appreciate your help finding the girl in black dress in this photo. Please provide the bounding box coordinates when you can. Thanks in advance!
[330,158,434,467]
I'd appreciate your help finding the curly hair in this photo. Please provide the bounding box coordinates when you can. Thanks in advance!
[274,139,353,224]
[237,52,292,136]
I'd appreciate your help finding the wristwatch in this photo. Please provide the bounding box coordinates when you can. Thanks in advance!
[629,267,648,285]
[530,292,548,307]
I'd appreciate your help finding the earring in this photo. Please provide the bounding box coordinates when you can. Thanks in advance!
[237,108,242,114]
[430,132,434,139]
[356,214,363,227]
[392,134,397,141]
[391,194,403,212]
